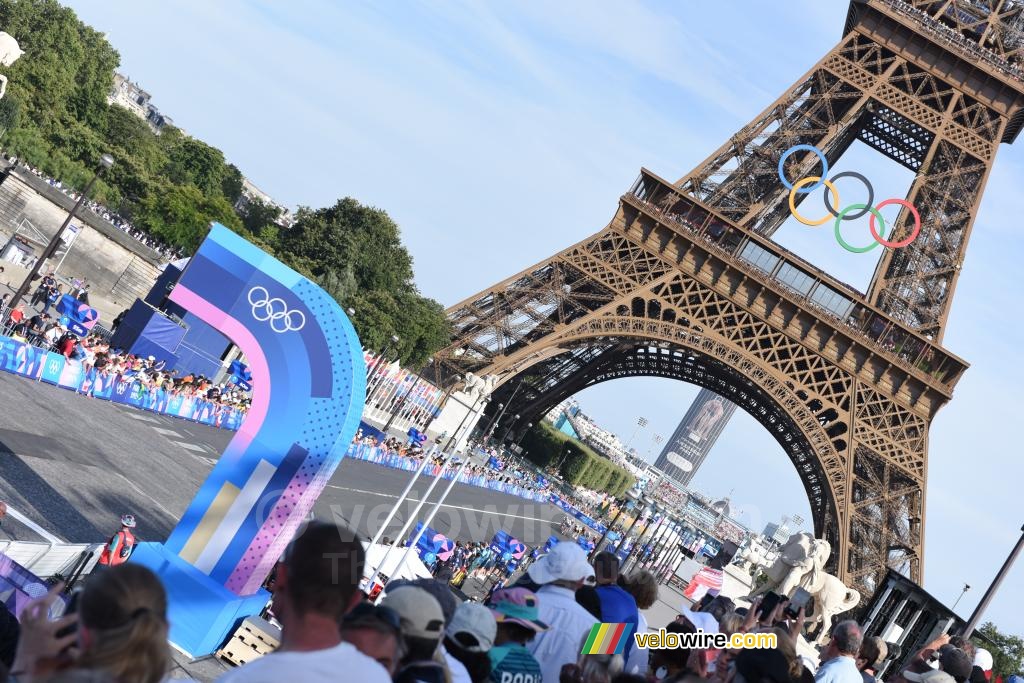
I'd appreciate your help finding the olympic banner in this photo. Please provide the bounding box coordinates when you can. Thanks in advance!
[55,294,100,337]
[129,224,366,656]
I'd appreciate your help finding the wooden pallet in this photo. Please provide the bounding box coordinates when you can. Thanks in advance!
[215,616,281,667]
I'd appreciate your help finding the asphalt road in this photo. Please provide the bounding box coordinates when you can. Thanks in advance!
[0,371,569,548]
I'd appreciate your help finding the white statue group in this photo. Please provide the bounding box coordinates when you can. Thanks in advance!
[743,531,861,644]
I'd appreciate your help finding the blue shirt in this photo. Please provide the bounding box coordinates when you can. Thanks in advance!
[816,656,862,683]
[594,584,639,657]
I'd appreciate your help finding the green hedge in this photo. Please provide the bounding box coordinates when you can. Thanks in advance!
[520,421,635,495]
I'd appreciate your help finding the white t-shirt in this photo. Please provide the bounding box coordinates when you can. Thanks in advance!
[527,584,599,683]
[216,642,390,683]
[443,645,472,683]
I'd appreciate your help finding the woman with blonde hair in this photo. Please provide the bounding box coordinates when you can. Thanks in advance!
[621,570,659,676]
[75,563,172,683]
[11,566,171,683]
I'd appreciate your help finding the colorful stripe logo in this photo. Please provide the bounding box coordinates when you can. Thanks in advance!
[581,623,635,655]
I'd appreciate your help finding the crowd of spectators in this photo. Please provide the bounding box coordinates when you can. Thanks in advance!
[1,309,251,413]
[352,431,554,499]
[2,519,1020,683]
[5,154,185,262]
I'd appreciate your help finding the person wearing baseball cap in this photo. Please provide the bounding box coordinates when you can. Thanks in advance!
[937,645,974,683]
[445,602,496,683]
[971,648,994,683]
[489,587,548,683]
[521,541,598,683]
[381,585,449,683]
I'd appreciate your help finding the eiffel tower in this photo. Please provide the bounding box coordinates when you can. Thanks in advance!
[428,0,1024,595]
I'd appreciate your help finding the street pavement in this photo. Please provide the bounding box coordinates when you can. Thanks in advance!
[0,371,569,548]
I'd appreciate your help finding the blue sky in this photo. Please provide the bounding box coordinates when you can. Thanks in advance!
[67,0,1024,634]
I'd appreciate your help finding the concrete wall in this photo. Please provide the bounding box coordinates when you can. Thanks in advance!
[0,169,162,308]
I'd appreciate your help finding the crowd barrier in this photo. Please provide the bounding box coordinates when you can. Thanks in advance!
[0,334,246,431]
[346,443,550,503]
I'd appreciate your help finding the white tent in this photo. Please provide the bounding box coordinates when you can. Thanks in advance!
[362,541,432,586]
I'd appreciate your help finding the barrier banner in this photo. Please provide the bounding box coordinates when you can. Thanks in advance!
[0,336,46,379]
[0,553,57,619]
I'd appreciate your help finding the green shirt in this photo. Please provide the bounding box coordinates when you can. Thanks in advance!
[488,642,543,683]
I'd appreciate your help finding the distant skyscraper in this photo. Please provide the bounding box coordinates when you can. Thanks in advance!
[654,388,737,486]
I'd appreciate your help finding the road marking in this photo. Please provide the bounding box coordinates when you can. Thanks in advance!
[4,505,64,543]
[325,485,554,523]
[153,427,182,438]
[116,472,178,521]
[125,412,160,424]
[176,442,206,453]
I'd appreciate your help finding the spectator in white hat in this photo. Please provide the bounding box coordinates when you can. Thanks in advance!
[382,585,450,683]
[521,541,598,683]
[444,602,495,683]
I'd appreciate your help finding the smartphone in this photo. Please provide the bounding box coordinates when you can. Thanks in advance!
[785,587,811,618]
[756,591,784,620]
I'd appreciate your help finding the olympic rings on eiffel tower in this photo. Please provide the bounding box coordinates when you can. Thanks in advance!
[777,143,922,253]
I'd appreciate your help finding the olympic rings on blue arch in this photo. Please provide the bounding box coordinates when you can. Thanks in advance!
[777,143,921,251]
[834,204,887,254]
[778,144,829,193]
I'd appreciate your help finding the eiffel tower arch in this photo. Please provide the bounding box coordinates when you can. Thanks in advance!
[428,0,1024,595]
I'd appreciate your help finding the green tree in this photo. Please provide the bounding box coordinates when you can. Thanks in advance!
[137,183,242,250]
[279,198,414,290]
[0,95,20,137]
[280,198,448,364]
[241,198,282,235]
[974,623,1024,679]
[164,137,228,197]
[221,163,244,204]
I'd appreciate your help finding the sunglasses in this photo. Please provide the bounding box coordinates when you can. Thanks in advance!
[343,602,402,633]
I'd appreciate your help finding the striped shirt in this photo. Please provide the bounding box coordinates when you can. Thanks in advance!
[489,643,542,683]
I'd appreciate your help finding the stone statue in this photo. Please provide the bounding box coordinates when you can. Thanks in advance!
[462,372,497,403]
[735,536,771,572]
[0,32,23,102]
[745,532,859,643]
[748,531,818,599]
[803,570,861,644]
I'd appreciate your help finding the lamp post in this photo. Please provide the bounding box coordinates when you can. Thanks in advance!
[613,500,649,555]
[952,583,971,611]
[7,153,114,316]
[380,357,431,436]
[485,377,526,442]
[624,416,648,452]
[591,488,640,559]
[366,334,400,401]
[498,414,520,445]
[963,523,1024,638]
[482,403,504,441]
[515,423,533,449]
[623,504,664,573]
[643,516,677,571]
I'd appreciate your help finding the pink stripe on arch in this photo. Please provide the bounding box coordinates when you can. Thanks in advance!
[168,285,271,459]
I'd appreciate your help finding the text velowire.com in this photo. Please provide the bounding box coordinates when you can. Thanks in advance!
[634,629,778,650]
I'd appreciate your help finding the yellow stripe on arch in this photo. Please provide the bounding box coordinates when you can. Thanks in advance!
[179,481,240,564]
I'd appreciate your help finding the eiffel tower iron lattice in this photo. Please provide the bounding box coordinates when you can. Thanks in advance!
[427,0,1024,596]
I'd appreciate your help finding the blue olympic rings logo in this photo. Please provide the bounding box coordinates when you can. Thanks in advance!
[778,144,921,253]
[247,286,306,333]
